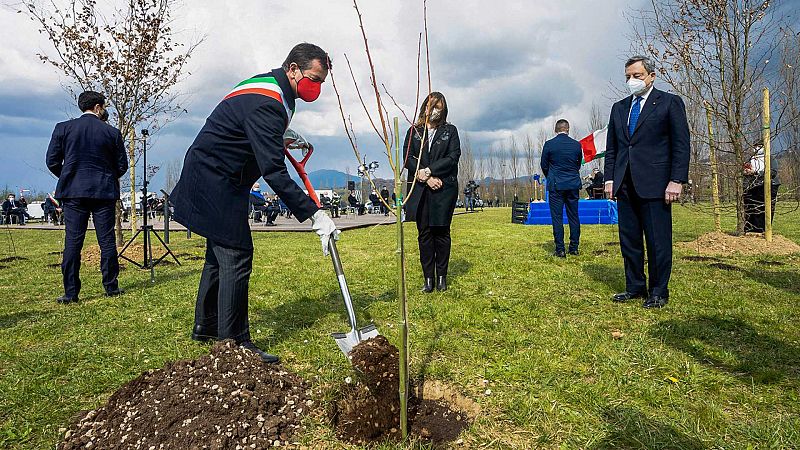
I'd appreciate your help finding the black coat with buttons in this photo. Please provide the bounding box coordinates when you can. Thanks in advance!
[403,123,461,226]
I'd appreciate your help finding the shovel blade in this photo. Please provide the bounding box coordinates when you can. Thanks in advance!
[331,324,380,356]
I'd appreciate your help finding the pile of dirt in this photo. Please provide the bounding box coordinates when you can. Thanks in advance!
[679,231,800,257]
[331,335,475,447]
[80,243,173,267]
[59,340,311,449]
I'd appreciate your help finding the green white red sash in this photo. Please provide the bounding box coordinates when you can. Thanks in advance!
[224,76,294,123]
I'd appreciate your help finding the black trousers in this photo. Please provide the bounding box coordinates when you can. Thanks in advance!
[743,183,778,233]
[616,171,673,297]
[61,198,119,298]
[548,189,580,252]
[416,190,451,279]
[195,239,253,342]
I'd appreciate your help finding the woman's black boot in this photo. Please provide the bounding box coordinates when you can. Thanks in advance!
[422,277,435,293]
[436,275,447,291]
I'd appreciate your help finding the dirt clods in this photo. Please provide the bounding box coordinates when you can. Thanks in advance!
[331,335,474,447]
[59,340,310,449]
[679,231,800,256]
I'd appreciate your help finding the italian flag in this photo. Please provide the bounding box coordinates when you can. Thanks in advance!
[580,126,608,164]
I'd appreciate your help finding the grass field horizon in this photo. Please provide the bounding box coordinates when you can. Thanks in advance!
[1,204,799,448]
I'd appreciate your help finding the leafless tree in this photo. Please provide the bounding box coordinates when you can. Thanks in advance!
[628,0,798,232]
[508,136,520,201]
[22,0,202,245]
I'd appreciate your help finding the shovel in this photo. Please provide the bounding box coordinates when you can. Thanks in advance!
[283,129,380,357]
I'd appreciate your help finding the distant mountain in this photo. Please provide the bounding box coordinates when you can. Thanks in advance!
[290,169,361,189]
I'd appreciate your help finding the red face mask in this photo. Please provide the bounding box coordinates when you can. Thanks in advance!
[296,75,322,102]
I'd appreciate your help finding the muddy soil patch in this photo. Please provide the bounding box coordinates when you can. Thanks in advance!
[59,340,311,449]
[679,231,800,257]
[681,255,722,262]
[593,249,609,256]
[709,262,741,271]
[331,335,476,447]
[0,256,28,263]
[757,259,786,266]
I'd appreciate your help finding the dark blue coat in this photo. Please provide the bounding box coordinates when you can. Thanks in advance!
[403,123,461,226]
[541,133,582,192]
[604,87,690,198]
[46,113,128,200]
[170,68,319,250]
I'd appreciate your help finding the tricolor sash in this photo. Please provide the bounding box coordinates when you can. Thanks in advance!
[224,76,295,125]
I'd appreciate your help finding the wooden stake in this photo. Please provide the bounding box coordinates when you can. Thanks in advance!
[394,117,409,440]
[763,88,773,243]
[128,127,137,231]
[704,102,722,232]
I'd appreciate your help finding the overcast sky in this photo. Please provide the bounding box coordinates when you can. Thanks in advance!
[0,0,645,194]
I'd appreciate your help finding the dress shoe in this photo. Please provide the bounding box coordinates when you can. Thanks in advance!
[643,295,669,309]
[56,295,78,304]
[612,291,647,303]
[568,249,579,256]
[239,340,280,364]
[105,288,125,297]
[553,250,566,258]
[436,275,447,292]
[191,324,217,342]
[421,277,435,293]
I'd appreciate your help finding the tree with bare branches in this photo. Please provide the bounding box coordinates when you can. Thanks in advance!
[22,0,202,245]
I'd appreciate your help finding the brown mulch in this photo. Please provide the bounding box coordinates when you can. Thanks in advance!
[678,231,800,257]
[59,340,311,449]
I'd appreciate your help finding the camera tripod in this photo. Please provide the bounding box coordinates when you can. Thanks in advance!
[118,128,180,283]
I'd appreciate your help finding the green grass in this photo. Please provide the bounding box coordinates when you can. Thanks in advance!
[1,204,799,449]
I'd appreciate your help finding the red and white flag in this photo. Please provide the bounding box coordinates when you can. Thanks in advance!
[580,126,608,164]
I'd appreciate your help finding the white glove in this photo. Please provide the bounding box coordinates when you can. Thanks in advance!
[310,209,340,256]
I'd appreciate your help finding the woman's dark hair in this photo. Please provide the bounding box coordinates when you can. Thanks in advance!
[282,43,331,71]
[415,92,448,127]
[78,91,105,112]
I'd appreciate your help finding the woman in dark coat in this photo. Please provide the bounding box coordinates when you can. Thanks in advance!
[403,92,461,292]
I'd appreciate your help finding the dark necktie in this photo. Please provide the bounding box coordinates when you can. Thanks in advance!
[629,96,643,136]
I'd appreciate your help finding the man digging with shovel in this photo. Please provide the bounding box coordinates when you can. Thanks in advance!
[170,43,339,363]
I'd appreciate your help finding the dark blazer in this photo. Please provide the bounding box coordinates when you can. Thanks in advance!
[540,133,582,192]
[604,87,690,199]
[46,114,128,200]
[403,123,461,226]
[170,68,319,250]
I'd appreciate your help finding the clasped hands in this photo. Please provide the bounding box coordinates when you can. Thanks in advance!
[416,168,442,190]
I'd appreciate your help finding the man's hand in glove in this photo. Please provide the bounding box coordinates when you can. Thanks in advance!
[311,209,341,256]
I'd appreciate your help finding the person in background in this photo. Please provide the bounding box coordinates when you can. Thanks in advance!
[249,183,268,222]
[348,191,365,215]
[330,191,341,218]
[743,146,780,232]
[46,90,128,304]
[380,186,391,216]
[2,194,26,225]
[44,191,64,225]
[541,119,582,257]
[368,189,380,213]
[603,55,690,309]
[403,91,461,293]
[586,168,605,199]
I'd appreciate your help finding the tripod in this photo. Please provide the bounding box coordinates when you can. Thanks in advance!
[118,128,180,283]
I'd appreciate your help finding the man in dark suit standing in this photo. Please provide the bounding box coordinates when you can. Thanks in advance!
[604,56,690,309]
[46,91,128,304]
[170,43,338,363]
[541,119,582,257]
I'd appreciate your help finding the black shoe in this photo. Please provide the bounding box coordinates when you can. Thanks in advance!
[239,340,280,364]
[568,249,579,256]
[436,276,447,292]
[265,222,277,226]
[643,295,669,309]
[553,250,566,258]
[421,277,435,293]
[191,324,217,342]
[105,288,125,297]
[56,295,78,304]
[612,291,647,303]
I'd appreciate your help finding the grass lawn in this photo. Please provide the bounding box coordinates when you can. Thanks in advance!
[1,204,799,449]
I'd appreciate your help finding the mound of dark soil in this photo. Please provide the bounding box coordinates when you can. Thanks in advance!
[681,255,721,262]
[709,262,740,271]
[331,335,473,447]
[59,340,311,449]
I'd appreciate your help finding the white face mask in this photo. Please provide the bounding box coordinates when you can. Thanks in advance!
[429,108,442,121]
[627,77,648,96]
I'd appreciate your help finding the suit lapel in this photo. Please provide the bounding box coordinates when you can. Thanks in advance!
[632,88,661,136]
[618,97,632,141]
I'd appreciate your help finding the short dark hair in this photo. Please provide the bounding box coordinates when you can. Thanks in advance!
[625,55,655,74]
[78,91,105,112]
[555,119,570,133]
[282,43,331,72]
